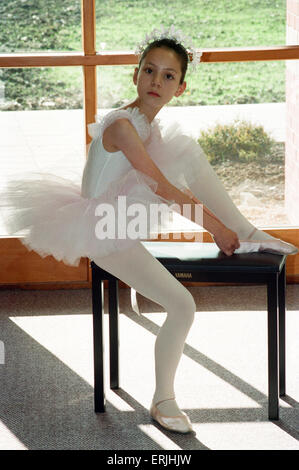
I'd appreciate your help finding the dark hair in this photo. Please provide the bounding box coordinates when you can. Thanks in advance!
[138,38,189,84]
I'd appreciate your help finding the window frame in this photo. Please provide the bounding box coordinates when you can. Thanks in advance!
[0,0,298,286]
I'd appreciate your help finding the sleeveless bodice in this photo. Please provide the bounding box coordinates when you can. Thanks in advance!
[81,107,155,198]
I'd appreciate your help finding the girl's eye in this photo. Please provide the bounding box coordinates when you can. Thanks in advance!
[144,67,152,74]
[165,73,174,80]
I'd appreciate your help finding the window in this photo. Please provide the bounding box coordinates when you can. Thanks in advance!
[0,0,298,283]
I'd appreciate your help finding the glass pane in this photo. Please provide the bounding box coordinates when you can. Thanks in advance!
[0,67,83,110]
[97,65,136,109]
[0,0,81,53]
[98,60,299,229]
[95,0,286,51]
[98,61,285,108]
[0,67,85,235]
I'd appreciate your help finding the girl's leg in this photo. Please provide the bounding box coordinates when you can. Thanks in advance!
[92,241,196,418]
[185,150,273,241]
[185,154,299,254]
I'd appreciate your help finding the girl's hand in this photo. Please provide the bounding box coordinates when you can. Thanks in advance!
[212,226,240,256]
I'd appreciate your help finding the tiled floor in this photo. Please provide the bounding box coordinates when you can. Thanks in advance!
[0,109,86,180]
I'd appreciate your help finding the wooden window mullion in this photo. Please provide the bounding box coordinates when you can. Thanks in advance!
[81,0,97,150]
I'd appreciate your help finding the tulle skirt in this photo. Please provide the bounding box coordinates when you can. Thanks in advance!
[0,119,209,267]
[0,167,201,267]
[147,121,207,191]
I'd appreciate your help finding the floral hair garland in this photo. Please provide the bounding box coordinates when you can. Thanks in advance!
[135,25,202,71]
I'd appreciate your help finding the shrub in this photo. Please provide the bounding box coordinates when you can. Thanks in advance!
[197,119,276,164]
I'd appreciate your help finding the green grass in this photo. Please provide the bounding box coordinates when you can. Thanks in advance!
[94,0,285,50]
[0,0,287,110]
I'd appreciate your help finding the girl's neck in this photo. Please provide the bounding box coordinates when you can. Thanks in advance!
[126,98,162,123]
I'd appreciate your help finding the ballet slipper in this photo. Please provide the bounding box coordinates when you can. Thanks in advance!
[247,228,298,254]
[149,398,194,434]
[234,238,299,255]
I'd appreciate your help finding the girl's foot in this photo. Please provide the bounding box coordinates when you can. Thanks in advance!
[149,398,194,434]
[234,228,298,255]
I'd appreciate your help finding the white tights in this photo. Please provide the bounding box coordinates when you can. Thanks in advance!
[93,152,285,417]
[185,149,272,242]
[93,242,196,417]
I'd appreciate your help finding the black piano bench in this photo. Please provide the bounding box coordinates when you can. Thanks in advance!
[91,241,287,421]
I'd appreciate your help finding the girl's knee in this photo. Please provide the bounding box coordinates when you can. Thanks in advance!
[170,288,196,322]
[184,291,196,322]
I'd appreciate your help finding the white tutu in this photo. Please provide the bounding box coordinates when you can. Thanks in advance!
[1,169,187,266]
[0,107,205,266]
[147,119,206,191]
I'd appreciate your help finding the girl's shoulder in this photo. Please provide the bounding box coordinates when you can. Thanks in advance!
[88,107,151,142]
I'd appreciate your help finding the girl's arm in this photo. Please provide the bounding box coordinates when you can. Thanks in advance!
[103,119,240,255]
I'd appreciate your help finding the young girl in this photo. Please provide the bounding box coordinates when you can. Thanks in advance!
[2,26,298,434]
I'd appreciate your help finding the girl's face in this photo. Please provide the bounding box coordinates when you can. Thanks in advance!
[133,47,186,109]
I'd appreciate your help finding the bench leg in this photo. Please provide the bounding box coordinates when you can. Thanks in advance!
[109,278,119,389]
[92,268,105,412]
[267,275,279,420]
[278,264,286,397]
